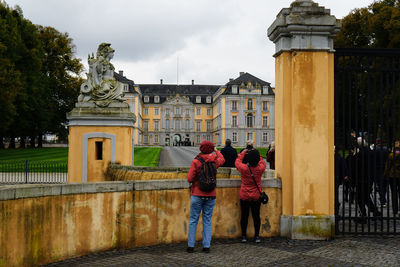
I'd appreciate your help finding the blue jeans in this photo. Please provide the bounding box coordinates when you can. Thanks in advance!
[187,195,216,248]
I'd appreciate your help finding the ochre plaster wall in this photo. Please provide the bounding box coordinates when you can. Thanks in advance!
[0,186,280,267]
[68,126,133,183]
[275,51,334,216]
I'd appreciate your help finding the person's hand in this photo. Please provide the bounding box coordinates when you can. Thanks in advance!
[214,147,218,152]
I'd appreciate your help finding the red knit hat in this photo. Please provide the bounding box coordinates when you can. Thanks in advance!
[200,141,215,154]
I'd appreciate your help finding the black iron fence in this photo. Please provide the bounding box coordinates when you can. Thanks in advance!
[334,48,400,235]
[0,160,68,184]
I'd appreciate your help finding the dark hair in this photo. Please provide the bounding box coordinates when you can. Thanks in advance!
[225,139,231,146]
[247,149,260,167]
[246,144,253,150]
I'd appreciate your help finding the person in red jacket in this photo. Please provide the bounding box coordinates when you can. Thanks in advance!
[235,148,266,243]
[186,141,225,253]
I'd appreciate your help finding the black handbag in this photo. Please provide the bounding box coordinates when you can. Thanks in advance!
[248,165,269,205]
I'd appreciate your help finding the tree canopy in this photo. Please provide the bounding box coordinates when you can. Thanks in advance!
[335,0,400,48]
[0,2,83,148]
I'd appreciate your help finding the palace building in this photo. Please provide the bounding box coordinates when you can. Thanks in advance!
[116,71,275,147]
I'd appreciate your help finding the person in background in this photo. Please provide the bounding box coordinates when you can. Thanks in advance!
[241,141,254,164]
[266,142,275,170]
[385,140,400,216]
[235,148,266,243]
[221,139,238,167]
[186,141,225,253]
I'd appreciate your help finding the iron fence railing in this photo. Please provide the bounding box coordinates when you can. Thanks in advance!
[0,160,68,184]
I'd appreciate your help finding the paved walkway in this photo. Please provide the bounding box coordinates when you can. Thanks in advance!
[45,236,400,267]
[158,147,199,167]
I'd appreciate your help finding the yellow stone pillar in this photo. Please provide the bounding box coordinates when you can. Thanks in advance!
[67,103,136,183]
[268,0,340,239]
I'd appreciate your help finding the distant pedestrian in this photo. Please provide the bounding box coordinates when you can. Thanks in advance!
[221,139,238,167]
[384,140,400,216]
[235,148,266,243]
[186,141,225,253]
[266,142,275,170]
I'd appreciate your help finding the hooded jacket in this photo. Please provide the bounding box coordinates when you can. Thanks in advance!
[187,150,225,196]
[235,150,266,201]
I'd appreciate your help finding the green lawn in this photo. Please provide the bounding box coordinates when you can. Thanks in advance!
[218,147,270,158]
[0,147,162,170]
[134,147,162,167]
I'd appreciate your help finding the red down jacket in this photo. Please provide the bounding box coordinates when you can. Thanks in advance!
[235,151,266,201]
[187,150,225,197]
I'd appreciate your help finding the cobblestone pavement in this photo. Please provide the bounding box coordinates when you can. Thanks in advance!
[45,236,400,267]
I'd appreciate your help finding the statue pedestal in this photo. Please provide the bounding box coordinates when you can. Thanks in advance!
[67,102,136,183]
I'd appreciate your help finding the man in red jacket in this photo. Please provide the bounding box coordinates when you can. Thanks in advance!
[235,148,266,243]
[186,141,225,253]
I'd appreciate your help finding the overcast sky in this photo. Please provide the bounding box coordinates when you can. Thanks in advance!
[6,0,374,86]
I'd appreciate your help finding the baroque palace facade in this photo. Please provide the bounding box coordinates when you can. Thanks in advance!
[116,71,274,147]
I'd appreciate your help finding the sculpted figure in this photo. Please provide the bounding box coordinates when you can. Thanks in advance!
[78,43,124,107]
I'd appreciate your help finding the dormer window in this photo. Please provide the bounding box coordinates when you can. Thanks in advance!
[123,84,129,92]
[154,96,160,103]
[144,96,149,103]
[263,86,269,94]
[196,96,201,103]
[232,85,238,94]
[206,96,211,103]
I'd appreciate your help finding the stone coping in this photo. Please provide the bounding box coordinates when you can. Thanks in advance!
[109,164,276,178]
[0,178,281,201]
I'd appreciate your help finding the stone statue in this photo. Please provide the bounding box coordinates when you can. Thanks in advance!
[78,43,124,107]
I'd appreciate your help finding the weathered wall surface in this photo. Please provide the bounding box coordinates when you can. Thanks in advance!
[0,178,281,267]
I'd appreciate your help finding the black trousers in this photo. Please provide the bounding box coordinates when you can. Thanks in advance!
[389,178,400,215]
[240,199,261,237]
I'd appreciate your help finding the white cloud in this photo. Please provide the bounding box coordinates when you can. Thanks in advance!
[6,0,375,85]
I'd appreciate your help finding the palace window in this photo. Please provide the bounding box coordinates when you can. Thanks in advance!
[196,96,201,103]
[185,119,190,130]
[231,101,237,111]
[263,101,268,111]
[247,99,253,110]
[144,108,148,115]
[232,132,237,143]
[175,120,180,130]
[154,108,159,115]
[154,121,159,131]
[206,135,211,141]
[154,135,159,143]
[154,96,160,103]
[262,116,268,128]
[206,96,211,103]
[196,135,200,144]
[263,132,268,143]
[232,85,238,94]
[166,119,170,130]
[144,135,149,144]
[206,121,211,131]
[196,121,201,132]
[124,84,129,92]
[196,108,201,116]
[232,116,237,128]
[247,132,253,142]
[175,107,180,115]
[144,96,149,103]
[207,108,211,116]
[246,114,254,128]
[186,109,190,116]
[263,86,269,94]
[143,121,149,131]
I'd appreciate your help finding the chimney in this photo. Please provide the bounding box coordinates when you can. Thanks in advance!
[239,72,244,76]
[160,79,163,84]
[119,70,124,76]
[192,80,194,85]
[229,78,234,82]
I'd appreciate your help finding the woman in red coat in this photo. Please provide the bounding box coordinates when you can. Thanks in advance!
[235,148,266,243]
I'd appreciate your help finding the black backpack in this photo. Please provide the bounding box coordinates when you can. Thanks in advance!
[195,156,217,192]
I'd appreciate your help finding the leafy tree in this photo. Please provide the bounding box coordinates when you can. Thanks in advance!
[37,26,83,145]
[335,0,400,48]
